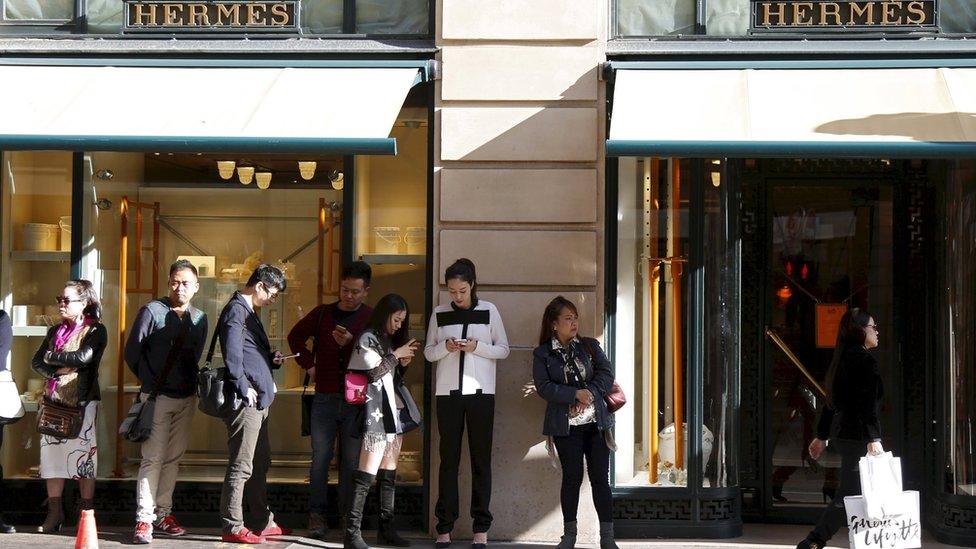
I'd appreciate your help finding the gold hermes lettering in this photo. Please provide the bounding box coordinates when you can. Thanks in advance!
[216,3,241,25]
[792,2,815,25]
[187,3,210,26]
[132,3,157,26]
[905,1,926,24]
[762,2,788,26]
[849,1,875,24]
[882,1,904,24]
[162,3,184,26]
[270,3,290,25]
[819,2,842,25]
[247,3,268,25]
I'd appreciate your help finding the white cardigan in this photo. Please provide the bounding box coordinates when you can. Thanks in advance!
[424,300,509,396]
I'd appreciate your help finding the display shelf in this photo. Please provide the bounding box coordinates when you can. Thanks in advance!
[10,250,70,262]
[359,254,426,265]
[12,325,50,337]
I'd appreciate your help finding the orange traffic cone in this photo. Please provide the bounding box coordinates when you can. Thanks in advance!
[75,509,99,549]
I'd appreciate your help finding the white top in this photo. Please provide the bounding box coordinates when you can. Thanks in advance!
[424,300,509,396]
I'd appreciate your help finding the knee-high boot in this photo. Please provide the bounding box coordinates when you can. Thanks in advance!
[344,470,374,549]
[376,469,410,547]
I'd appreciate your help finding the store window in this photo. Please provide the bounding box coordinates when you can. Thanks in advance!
[0,151,74,479]
[941,160,976,497]
[4,0,430,36]
[614,157,738,488]
[0,112,429,485]
[614,0,969,37]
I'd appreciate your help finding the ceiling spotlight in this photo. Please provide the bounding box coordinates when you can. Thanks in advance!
[237,166,254,185]
[95,169,114,181]
[298,161,317,181]
[217,160,236,180]
[255,171,272,190]
[329,170,344,191]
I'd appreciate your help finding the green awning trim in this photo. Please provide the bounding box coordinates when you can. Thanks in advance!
[606,140,976,158]
[0,135,397,155]
[607,59,976,72]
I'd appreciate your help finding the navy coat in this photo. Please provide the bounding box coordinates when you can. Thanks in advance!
[532,337,615,437]
[216,292,278,410]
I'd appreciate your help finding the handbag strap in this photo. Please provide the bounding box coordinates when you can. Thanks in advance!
[204,324,221,367]
[302,305,328,397]
[149,317,192,399]
[563,342,588,390]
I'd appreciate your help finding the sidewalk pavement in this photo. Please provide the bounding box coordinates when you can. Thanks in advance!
[0,523,961,548]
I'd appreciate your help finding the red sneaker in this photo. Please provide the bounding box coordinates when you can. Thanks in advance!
[254,523,292,537]
[154,514,186,536]
[221,528,266,544]
[132,521,153,544]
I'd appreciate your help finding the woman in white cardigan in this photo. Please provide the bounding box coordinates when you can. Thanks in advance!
[426,259,509,549]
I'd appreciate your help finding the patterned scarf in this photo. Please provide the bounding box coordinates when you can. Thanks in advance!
[46,317,93,406]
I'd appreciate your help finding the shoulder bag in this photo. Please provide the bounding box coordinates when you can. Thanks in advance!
[197,326,243,418]
[0,370,25,424]
[119,319,190,442]
[580,339,627,413]
[300,306,328,437]
[37,396,85,438]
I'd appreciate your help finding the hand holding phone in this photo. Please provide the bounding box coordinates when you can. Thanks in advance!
[280,352,300,360]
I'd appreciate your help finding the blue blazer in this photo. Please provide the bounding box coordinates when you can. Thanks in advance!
[532,337,615,437]
[217,292,278,410]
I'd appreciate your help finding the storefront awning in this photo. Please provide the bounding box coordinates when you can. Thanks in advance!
[607,67,976,158]
[0,65,423,155]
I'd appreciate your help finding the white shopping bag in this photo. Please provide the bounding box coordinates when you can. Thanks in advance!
[845,491,921,549]
[859,451,903,519]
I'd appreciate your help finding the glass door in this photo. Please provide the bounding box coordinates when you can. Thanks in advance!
[763,178,898,514]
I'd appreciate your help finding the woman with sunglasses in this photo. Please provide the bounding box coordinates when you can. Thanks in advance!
[797,308,885,549]
[31,280,107,533]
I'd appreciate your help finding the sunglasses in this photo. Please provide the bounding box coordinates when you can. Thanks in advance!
[55,296,84,305]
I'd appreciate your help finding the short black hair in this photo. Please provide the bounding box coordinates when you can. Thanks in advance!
[341,261,372,287]
[169,259,198,278]
[246,264,287,292]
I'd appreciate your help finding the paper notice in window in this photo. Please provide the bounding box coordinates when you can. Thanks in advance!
[816,303,848,349]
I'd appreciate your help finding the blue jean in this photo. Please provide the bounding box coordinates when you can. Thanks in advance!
[309,392,363,515]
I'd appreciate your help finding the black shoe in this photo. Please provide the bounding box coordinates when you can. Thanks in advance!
[772,485,789,503]
[797,536,824,549]
[822,487,836,503]
[0,518,15,534]
[344,470,374,549]
[435,536,452,548]
[376,469,410,547]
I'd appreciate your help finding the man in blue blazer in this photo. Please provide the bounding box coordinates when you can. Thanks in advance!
[216,264,291,544]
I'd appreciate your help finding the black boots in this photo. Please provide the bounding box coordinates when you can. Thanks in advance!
[345,470,374,549]
[797,535,825,549]
[555,521,576,549]
[37,497,63,533]
[599,522,619,549]
[0,515,14,534]
[376,469,410,547]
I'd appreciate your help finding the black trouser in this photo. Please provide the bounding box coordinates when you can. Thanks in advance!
[553,423,613,524]
[809,439,864,543]
[435,393,495,534]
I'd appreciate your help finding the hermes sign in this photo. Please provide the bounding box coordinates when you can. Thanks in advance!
[123,1,299,32]
[752,1,937,31]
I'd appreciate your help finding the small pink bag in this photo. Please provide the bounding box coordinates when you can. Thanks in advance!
[344,371,369,405]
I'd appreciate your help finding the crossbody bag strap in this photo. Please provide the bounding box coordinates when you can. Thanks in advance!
[302,305,328,396]
[149,317,192,399]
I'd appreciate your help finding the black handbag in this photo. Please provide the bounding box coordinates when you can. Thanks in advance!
[300,306,328,437]
[197,328,242,418]
[120,320,190,443]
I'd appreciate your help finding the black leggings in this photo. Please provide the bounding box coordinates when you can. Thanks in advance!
[553,423,613,523]
[809,439,864,543]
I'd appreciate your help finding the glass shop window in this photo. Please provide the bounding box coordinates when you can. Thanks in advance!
[614,157,738,488]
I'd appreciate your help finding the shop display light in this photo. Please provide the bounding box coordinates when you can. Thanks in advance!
[237,166,255,185]
[329,170,344,190]
[255,171,272,189]
[217,160,236,180]
[298,161,317,180]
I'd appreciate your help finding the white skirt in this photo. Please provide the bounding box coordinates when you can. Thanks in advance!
[40,401,98,479]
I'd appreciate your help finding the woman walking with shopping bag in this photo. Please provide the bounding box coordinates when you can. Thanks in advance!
[32,280,107,533]
[797,307,885,549]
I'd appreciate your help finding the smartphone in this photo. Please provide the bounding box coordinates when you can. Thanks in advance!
[454,338,468,345]
[280,352,300,360]
[335,325,348,334]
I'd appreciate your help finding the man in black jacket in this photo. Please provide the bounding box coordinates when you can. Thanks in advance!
[125,259,208,544]
[217,264,290,544]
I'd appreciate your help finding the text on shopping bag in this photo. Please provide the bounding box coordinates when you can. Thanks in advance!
[845,492,921,549]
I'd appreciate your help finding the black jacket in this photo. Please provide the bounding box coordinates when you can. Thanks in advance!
[816,345,884,442]
[124,298,208,398]
[31,321,107,403]
[532,337,615,437]
[216,292,278,410]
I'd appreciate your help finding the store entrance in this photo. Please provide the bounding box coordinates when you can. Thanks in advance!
[755,162,904,521]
